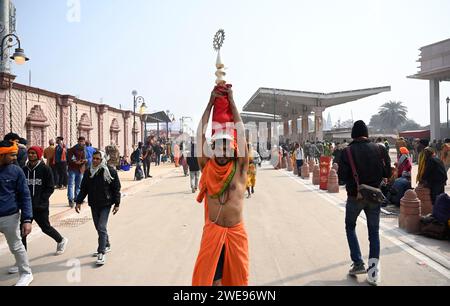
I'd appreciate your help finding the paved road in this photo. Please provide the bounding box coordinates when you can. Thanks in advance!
[0,164,449,286]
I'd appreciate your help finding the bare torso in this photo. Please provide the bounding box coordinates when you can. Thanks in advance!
[206,162,247,228]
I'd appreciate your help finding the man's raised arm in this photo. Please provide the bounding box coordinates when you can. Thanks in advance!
[227,89,249,171]
[196,92,215,170]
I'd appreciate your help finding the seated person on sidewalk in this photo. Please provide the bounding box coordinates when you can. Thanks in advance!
[386,171,413,207]
[380,166,397,200]
[433,193,450,226]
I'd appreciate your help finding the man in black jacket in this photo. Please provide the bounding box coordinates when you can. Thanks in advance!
[187,142,200,193]
[143,137,154,178]
[154,141,163,166]
[338,121,391,286]
[75,151,121,266]
[20,146,68,258]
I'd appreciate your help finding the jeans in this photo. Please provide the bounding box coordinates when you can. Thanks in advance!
[68,170,83,202]
[296,160,303,175]
[22,208,63,250]
[135,162,144,180]
[155,154,161,166]
[190,171,200,190]
[50,165,58,187]
[345,197,381,265]
[143,159,151,178]
[55,162,68,187]
[0,213,32,275]
[91,206,111,254]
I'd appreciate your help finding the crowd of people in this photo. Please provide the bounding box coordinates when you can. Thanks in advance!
[130,135,174,181]
[0,132,129,285]
[273,135,449,210]
[2,121,450,287]
[283,121,449,285]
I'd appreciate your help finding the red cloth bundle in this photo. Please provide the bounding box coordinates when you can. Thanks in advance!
[212,84,234,136]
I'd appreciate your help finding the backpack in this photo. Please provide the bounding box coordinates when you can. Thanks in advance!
[345,145,387,204]
[420,214,449,240]
[130,149,140,163]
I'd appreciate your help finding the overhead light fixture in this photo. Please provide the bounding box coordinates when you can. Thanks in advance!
[10,48,29,65]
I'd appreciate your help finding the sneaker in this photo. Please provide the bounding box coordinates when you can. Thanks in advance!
[8,266,19,274]
[96,253,106,266]
[69,201,74,208]
[366,275,379,286]
[192,188,196,193]
[366,259,381,286]
[56,238,69,255]
[92,246,111,257]
[251,187,255,194]
[348,262,366,276]
[15,273,33,286]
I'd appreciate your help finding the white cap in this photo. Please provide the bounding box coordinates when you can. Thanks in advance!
[212,131,234,142]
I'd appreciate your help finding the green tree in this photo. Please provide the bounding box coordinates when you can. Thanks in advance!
[399,119,422,131]
[378,101,408,132]
[368,114,383,131]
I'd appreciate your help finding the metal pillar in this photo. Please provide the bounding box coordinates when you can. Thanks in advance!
[430,79,441,141]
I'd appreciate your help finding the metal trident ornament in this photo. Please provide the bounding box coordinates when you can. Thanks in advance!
[213,29,225,51]
[213,29,226,85]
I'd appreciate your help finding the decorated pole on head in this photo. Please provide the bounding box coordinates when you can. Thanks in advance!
[212,29,234,138]
[214,29,226,85]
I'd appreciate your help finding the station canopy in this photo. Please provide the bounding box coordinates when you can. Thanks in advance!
[243,86,391,117]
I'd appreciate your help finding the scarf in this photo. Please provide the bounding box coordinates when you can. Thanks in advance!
[89,151,114,183]
[416,151,426,183]
[398,154,408,165]
[197,158,236,203]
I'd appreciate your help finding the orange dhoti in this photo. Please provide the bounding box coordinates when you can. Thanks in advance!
[193,159,249,286]
[192,218,249,286]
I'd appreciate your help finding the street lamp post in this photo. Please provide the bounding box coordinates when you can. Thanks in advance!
[0,33,29,65]
[180,116,192,135]
[447,97,450,129]
[143,115,148,140]
[132,90,146,149]
[0,31,29,132]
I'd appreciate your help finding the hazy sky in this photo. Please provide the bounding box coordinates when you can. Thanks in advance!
[12,0,450,130]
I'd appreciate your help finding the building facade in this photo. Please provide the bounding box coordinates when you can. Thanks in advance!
[0,73,144,158]
[408,38,450,140]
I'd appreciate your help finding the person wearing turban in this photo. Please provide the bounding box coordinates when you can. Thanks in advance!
[0,141,34,286]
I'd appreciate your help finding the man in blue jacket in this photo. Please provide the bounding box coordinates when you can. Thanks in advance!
[0,141,34,286]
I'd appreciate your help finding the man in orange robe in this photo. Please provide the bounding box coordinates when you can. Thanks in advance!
[192,87,249,286]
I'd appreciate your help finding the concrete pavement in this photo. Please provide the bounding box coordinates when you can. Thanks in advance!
[0,162,449,286]
[0,163,178,253]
